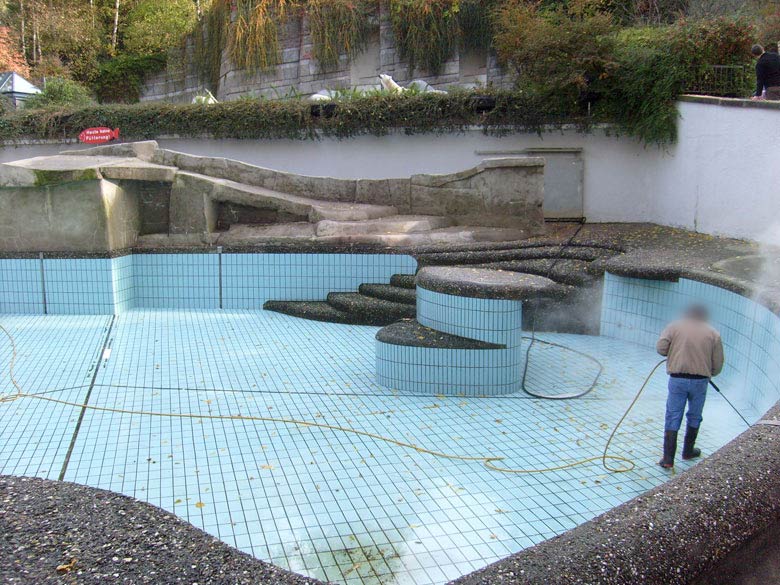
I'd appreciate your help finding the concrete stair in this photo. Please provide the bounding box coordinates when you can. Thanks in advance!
[474,258,599,287]
[263,273,418,326]
[263,242,624,332]
[327,293,416,322]
[315,215,454,237]
[390,274,417,289]
[211,222,531,246]
[358,283,417,305]
[178,171,399,223]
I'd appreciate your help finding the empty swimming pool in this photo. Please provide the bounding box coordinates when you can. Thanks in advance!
[0,254,774,585]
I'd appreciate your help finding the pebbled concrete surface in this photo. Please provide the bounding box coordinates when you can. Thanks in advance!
[0,475,325,584]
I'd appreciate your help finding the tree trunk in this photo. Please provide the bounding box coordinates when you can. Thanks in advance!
[112,0,120,52]
[19,0,26,62]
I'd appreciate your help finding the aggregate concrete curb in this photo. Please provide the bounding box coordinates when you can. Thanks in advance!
[415,266,567,300]
[0,475,326,584]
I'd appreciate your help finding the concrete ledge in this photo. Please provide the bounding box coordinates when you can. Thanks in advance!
[680,94,780,110]
[376,319,505,350]
[416,266,566,300]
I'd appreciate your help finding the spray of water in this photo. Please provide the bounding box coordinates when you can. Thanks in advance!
[751,223,780,306]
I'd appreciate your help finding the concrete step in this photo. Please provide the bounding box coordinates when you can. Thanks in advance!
[262,301,367,325]
[326,293,416,324]
[390,274,417,289]
[314,226,529,246]
[417,245,612,267]
[358,283,417,305]
[309,203,398,222]
[376,319,504,349]
[217,223,316,243]
[476,258,598,287]
[315,215,454,237]
[177,171,397,223]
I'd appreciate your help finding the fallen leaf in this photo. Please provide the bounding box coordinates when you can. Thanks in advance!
[56,559,77,573]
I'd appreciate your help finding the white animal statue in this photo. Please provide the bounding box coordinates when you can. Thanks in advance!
[192,89,218,105]
[309,89,339,102]
[379,74,447,95]
[306,75,450,102]
[379,73,405,94]
[406,79,447,94]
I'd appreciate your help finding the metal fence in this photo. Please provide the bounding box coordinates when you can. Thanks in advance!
[684,64,753,98]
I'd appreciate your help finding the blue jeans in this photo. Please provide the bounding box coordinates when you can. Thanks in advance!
[665,376,709,431]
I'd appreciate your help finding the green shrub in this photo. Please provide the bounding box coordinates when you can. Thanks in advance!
[756,8,780,49]
[124,0,198,56]
[93,54,168,104]
[23,77,95,110]
[493,0,618,111]
[601,29,686,144]
[601,16,754,144]
[669,16,754,67]
[0,89,586,143]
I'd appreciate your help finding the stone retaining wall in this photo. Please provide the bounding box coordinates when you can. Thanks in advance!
[140,4,513,103]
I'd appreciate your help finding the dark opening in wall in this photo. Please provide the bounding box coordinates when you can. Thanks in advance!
[215,202,308,232]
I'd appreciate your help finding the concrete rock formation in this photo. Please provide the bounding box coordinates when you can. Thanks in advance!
[0,141,544,253]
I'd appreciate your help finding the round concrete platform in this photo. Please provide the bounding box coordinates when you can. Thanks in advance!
[415,266,567,299]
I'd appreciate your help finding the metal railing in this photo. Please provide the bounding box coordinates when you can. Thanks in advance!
[684,64,753,98]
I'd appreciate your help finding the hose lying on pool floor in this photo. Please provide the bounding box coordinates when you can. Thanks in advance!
[0,321,676,475]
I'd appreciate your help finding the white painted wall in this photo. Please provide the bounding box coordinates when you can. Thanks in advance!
[3,100,777,243]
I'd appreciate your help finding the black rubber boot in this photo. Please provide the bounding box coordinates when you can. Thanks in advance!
[682,426,702,460]
[658,431,677,469]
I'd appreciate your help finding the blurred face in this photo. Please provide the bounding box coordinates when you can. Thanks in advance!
[686,306,709,322]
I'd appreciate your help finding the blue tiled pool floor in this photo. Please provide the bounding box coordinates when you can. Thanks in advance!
[0,310,753,585]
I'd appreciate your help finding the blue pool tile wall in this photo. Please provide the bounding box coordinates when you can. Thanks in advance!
[134,253,220,309]
[0,253,418,315]
[0,258,43,314]
[222,253,417,310]
[376,287,525,396]
[111,254,134,314]
[601,273,780,417]
[43,258,116,315]
[417,288,523,347]
[375,343,524,396]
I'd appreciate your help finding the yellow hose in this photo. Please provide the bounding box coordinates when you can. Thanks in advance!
[0,322,662,475]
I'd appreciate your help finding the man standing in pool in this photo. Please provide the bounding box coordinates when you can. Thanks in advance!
[656,305,724,469]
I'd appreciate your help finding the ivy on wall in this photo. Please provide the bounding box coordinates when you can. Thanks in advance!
[389,0,460,75]
[308,0,375,70]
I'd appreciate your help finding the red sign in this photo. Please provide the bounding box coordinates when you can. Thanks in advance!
[78,127,120,144]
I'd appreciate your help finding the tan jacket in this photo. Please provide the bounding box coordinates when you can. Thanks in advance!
[656,318,724,378]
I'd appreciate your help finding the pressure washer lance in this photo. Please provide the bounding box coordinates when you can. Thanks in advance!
[709,380,751,427]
